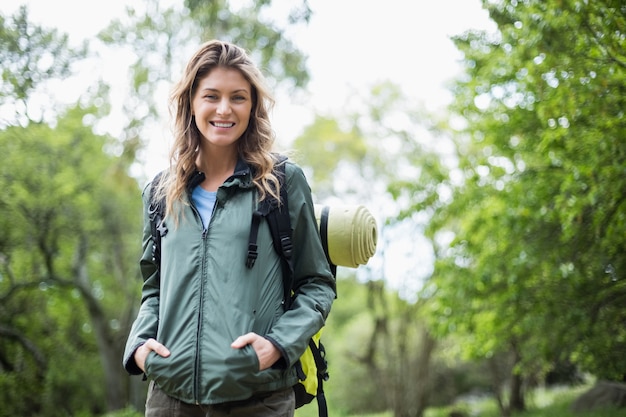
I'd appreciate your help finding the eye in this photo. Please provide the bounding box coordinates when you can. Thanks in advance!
[232,95,246,102]
[204,94,218,100]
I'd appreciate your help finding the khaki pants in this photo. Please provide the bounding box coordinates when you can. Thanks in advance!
[145,381,295,417]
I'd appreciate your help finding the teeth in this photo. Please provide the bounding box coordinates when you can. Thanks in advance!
[214,122,234,128]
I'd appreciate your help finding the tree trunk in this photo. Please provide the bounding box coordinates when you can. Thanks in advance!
[73,235,126,411]
[391,306,435,417]
[509,372,525,413]
[509,346,525,413]
[409,327,436,417]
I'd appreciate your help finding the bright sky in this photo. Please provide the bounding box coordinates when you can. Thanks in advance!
[3,0,495,295]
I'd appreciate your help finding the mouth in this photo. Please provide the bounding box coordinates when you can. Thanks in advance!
[211,122,235,128]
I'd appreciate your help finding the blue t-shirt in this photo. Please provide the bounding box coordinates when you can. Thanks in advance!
[191,186,217,229]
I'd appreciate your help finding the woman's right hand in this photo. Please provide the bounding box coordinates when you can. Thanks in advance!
[134,338,171,373]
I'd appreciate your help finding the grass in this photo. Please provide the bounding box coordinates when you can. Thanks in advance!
[295,383,624,417]
[423,383,623,417]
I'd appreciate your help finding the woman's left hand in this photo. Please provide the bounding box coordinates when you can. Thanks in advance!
[231,332,282,370]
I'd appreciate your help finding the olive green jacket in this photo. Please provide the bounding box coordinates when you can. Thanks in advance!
[123,158,336,405]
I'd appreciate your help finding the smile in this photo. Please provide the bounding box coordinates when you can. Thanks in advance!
[212,122,235,128]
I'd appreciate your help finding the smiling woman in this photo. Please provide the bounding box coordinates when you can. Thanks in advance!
[122,40,337,417]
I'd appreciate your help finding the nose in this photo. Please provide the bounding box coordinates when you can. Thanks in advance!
[217,98,231,115]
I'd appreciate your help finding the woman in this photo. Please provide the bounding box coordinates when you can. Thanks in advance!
[123,40,336,417]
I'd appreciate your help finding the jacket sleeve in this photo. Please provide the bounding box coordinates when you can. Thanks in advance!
[122,182,161,375]
[265,162,337,366]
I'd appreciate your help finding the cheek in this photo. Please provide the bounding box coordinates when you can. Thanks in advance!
[239,117,251,134]
[191,98,206,118]
[240,107,252,128]
[192,107,208,128]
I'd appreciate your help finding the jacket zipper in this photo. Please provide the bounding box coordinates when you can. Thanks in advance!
[190,192,216,404]
[194,231,208,404]
[188,197,205,404]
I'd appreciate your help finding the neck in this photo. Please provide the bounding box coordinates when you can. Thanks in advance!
[196,147,239,191]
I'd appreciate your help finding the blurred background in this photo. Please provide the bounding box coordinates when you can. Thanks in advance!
[0,1,624,416]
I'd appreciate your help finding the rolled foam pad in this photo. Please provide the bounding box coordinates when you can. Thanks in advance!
[314,204,378,268]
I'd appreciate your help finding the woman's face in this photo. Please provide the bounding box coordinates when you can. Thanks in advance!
[191,67,253,152]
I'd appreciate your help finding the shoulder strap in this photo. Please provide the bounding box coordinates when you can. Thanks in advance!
[311,338,329,417]
[148,171,167,264]
[246,156,294,309]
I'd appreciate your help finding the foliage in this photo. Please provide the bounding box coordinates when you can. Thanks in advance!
[0,107,142,415]
[323,277,384,414]
[317,275,435,416]
[376,0,626,414]
[292,81,445,417]
[184,0,311,88]
[292,115,367,199]
[453,0,624,378]
[0,5,87,126]
[294,82,418,194]
[376,0,626,415]
[292,77,447,316]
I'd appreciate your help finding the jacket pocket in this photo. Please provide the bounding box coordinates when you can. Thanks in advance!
[143,350,157,378]
[144,349,194,395]
[227,344,282,385]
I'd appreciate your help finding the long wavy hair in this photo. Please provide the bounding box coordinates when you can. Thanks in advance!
[156,40,281,223]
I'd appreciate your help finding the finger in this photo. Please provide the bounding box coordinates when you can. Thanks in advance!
[231,332,257,349]
[145,338,171,357]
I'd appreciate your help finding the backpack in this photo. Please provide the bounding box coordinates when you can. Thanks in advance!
[148,156,332,417]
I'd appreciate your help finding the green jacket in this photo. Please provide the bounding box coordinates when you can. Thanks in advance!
[123,158,336,405]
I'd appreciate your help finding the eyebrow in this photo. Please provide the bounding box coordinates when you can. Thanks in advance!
[200,87,250,95]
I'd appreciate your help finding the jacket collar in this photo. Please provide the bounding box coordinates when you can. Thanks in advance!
[232,157,253,186]
[186,157,254,193]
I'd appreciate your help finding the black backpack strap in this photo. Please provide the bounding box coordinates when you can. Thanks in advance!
[245,156,294,309]
[246,210,262,268]
[148,171,167,264]
[149,170,205,265]
[310,339,329,417]
[268,166,294,309]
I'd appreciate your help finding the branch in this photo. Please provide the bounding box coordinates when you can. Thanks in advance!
[0,323,47,372]
[0,255,61,303]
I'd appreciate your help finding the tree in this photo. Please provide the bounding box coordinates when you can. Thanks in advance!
[391,1,625,415]
[0,6,146,414]
[0,106,142,415]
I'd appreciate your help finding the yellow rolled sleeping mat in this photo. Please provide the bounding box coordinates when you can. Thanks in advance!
[314,204,378,269]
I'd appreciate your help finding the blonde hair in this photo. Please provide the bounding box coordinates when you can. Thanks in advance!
[156,40,281,222]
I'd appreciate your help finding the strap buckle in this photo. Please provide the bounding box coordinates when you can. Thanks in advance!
[246,243,258,268]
